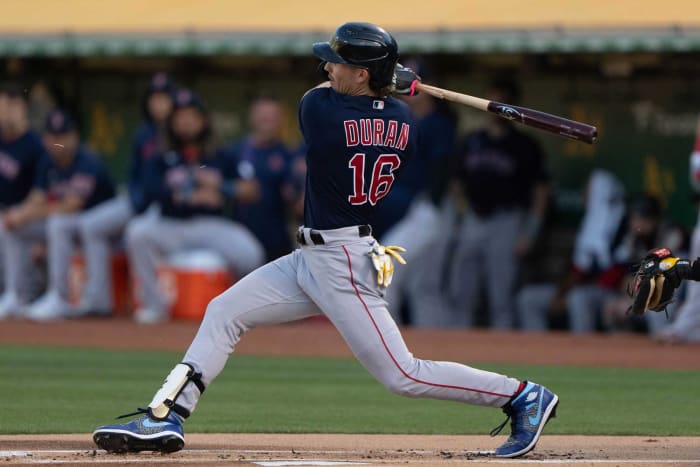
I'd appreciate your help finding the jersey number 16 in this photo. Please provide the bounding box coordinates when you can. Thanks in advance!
[348,153,400,206]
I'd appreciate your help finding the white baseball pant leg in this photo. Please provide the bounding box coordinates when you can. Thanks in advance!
[46,213,82,300]
[175,228,520,416]
[567,285,617,333]
[126,215,265,314]
[380,197,441,323]
[78,194,134,310]
[515,283,556,331]
[449,210,523,328]
[0,220,45,304]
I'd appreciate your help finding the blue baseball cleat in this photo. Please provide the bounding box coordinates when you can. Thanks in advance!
[492,382,559,458]
[93,412,185,454]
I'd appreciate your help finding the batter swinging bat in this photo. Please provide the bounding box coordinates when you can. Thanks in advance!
[415,83,598,144]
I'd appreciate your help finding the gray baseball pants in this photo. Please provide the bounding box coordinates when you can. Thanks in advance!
[448,210,524,328]
[0,214,81,302]
[0,220,46,303]
[78,194,135,310]
[174,226,520,415]
[126,215,265,314]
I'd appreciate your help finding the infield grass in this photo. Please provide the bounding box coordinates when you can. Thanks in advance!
[2,345,698,435]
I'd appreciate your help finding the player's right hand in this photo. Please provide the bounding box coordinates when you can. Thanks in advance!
[393,64,421,96]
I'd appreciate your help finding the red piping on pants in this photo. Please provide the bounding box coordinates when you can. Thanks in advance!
[342,245,511,399]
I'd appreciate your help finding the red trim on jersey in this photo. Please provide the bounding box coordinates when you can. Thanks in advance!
[341,245,511,399]
[695,137,700,152]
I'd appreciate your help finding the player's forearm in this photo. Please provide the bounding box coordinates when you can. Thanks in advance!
[50,195,84,214]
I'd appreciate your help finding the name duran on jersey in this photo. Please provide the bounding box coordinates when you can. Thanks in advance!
[343,119,410,150]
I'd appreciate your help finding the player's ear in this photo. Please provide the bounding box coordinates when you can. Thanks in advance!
[356,68,370,85]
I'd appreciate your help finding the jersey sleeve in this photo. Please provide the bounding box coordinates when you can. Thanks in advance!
[298,88,328,148]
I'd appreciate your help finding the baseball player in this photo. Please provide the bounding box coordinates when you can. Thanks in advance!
[125,88,264,324]
[0,83,49,316]
[224,97,297,261]
[94,22,559,458]
[7,109,116,320]
[76,73,174,316]
[449,80,550,328]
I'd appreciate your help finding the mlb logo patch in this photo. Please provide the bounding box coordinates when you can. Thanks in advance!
[372,100,384,110]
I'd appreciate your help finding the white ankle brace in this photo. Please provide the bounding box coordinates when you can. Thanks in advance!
[148,363,205,420]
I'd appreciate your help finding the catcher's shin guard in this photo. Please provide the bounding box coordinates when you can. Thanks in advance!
[148,363,205,420]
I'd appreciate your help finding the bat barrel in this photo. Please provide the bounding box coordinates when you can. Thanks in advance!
[488,102,597,144]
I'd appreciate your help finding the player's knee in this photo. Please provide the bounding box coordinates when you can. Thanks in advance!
[382,373,416,398]
[202,294,246,332]
[78,213,100,238]
[125,218,154,248]
[46,214,73,236]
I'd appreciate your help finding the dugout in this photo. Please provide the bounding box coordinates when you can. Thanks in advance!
[0,0,699,232]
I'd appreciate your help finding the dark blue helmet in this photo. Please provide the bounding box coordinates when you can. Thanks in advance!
[313,22,399,92]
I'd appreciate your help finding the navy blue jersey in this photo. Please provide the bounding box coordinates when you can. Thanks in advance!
[34,147,116,210]
[128,121,163,213]
[225,137,295,259]
[299,87,417,230]
[0,130,47,208]
[142,149,231,219]
[457,127,548,217]
[373,107,456,237]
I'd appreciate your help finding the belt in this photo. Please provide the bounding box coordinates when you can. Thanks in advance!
[296,225,372,245]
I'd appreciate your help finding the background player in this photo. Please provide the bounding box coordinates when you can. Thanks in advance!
[125,88,264,324]
[93,22,558,459]
[76,73,175,316]
[448,80,550,328]
[0,83,49,316]
[224,97,297,261]
[7,109,115,320]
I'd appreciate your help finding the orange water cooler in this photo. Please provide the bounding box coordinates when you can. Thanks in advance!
[155,249,235,321]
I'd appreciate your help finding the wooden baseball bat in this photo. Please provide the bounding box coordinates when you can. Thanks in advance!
[415,83,597,144]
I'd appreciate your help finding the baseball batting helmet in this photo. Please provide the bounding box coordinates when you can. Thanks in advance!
[313,22,399,92]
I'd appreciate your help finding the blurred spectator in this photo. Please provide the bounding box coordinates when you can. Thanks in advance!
[76,72,174,316]
[567,193,685,333]
[448,79,550,328]
[516,169,626,331]
[0,82,50,316]
[378,58,458,325]
[224,97,296,261]
[27,81,57,134]
[6,109,116,320]
[126,89,264,324]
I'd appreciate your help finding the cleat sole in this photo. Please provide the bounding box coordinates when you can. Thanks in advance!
[93,432,184,454]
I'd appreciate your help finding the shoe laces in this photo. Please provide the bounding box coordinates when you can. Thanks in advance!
[116,407,149,420]
[489,404,514,437]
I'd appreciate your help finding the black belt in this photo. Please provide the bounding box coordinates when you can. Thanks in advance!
[297,225,372,245]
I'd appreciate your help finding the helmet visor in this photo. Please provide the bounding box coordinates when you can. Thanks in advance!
[312,42,348,64]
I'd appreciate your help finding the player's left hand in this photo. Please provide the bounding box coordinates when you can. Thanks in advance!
[368,244,407,287]
[393,64,421,96]
[627,248,691,315]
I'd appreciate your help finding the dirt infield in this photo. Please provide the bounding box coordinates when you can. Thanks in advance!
[2,434,699,466]
[2,318,700,465]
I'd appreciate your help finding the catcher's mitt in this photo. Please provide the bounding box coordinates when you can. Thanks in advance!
[627,248,691,315]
